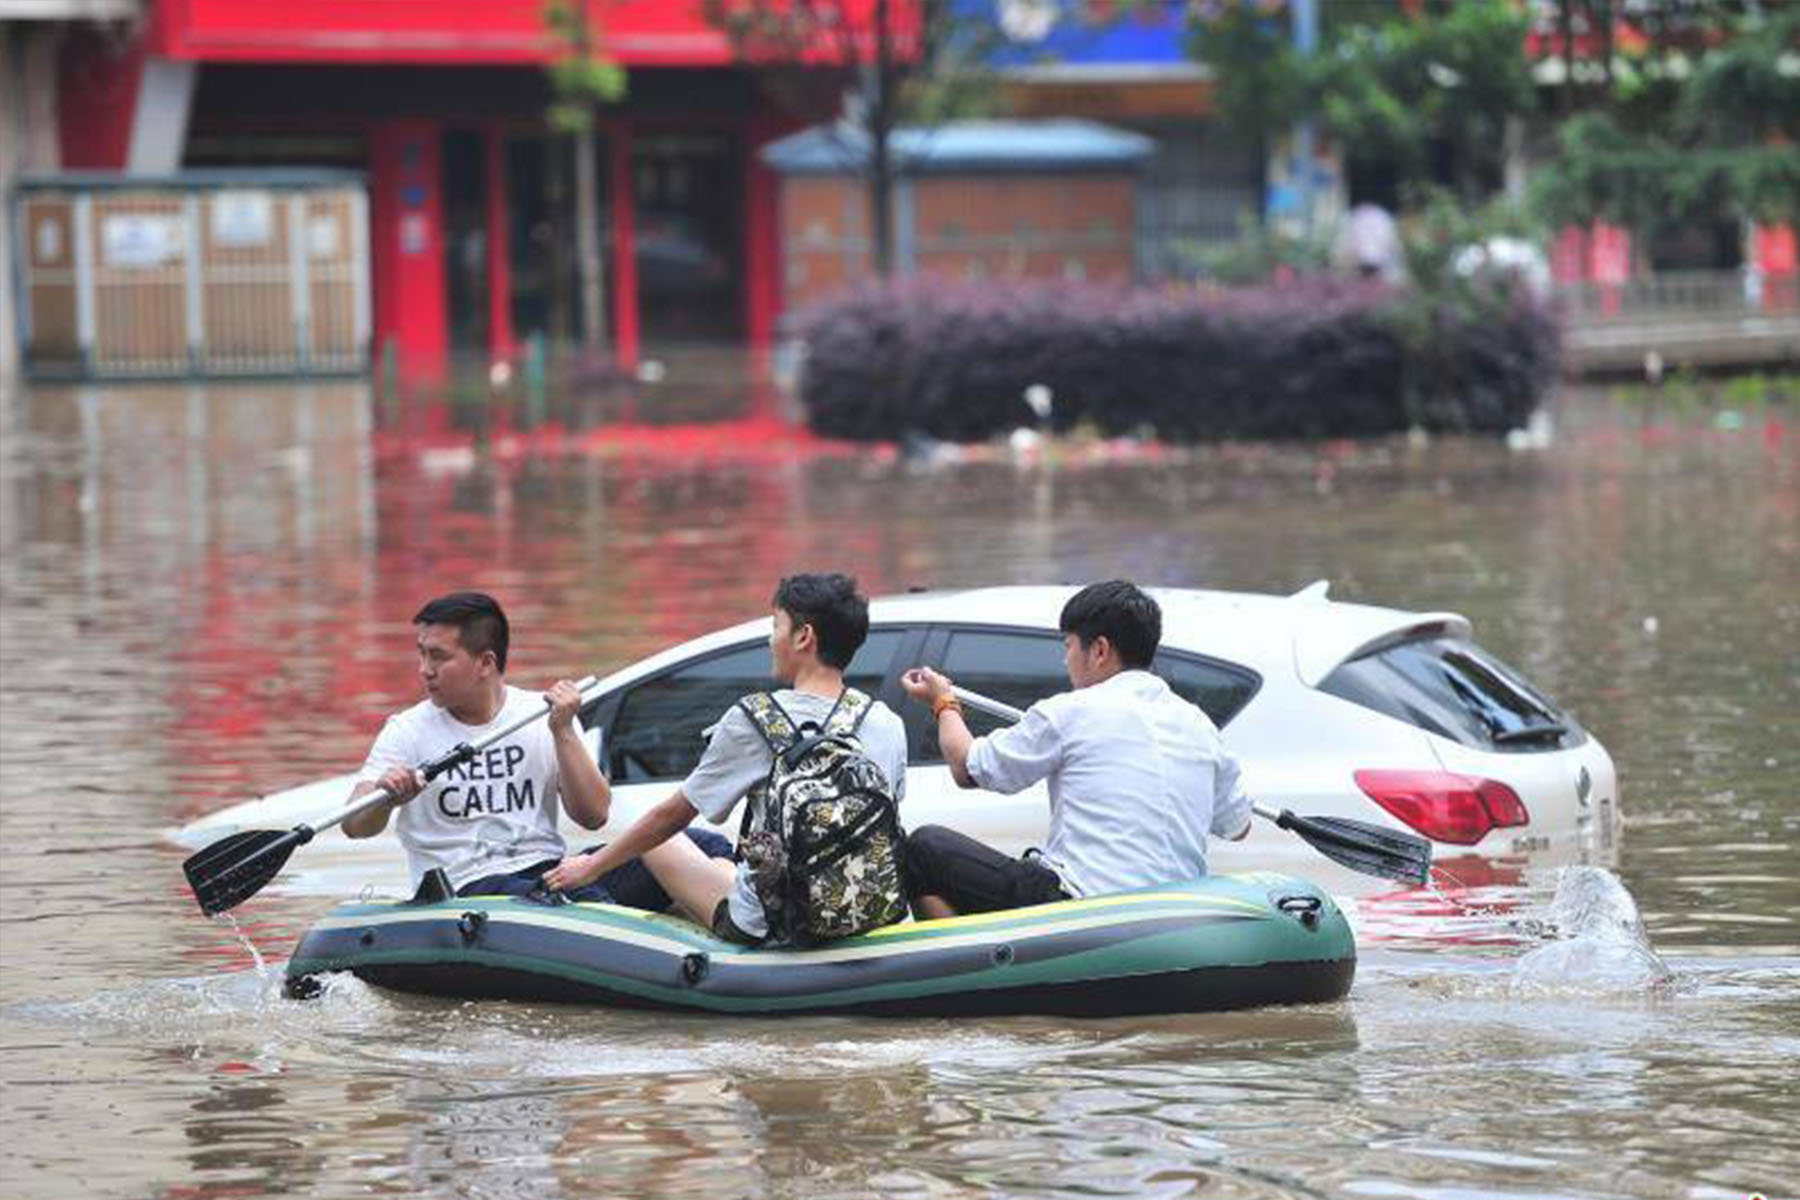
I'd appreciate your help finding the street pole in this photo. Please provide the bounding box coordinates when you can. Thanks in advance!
[1293,0,1319,239]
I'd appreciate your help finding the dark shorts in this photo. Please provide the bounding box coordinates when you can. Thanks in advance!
[457,829,735,910]
[710,898,766,947]
[902,824,1069,915]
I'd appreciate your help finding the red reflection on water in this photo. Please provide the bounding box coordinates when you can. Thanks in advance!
[1353,856,1532,947]
[370,415,865,465]
[163,405,924,825]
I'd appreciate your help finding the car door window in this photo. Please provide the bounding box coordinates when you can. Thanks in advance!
[918,630,1261,762]
[1154,653,1260,729]
[920,630,1068,760]
[608,631,904,783]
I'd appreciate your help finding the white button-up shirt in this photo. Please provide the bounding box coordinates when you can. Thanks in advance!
[965,669,1251,898]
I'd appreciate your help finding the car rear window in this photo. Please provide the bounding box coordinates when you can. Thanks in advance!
[1319,635,1585,753]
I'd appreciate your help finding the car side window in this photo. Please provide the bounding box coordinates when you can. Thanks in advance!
[919,630,1068,761]
[915,630,1261,763]
[1153,653,1260,729]
[607,631,905,783]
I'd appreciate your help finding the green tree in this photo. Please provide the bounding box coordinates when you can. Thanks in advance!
[1532,6,1800,239]
[544,1,627,358]
[1187,0,1537,208]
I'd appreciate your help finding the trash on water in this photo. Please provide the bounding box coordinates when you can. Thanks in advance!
[1506,408,1555,452]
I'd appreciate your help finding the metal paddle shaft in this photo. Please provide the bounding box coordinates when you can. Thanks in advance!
[948,684,1433,887]
[951,686,1023,722]
[183,675,602,916]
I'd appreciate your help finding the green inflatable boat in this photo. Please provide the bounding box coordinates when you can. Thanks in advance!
[284,871,1355,1017]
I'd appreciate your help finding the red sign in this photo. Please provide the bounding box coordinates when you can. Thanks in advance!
[153,0,908,66]
[1754,224,1797,277]
[1589,222,1632,285]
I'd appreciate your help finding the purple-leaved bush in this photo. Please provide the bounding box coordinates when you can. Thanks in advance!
[794,275,1558,442]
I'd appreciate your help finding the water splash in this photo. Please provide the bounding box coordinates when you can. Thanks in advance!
[220,910,269,979]
[1509,866,1675,999]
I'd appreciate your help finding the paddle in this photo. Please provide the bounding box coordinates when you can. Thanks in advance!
[948,684,1433,887]
[183,675,602,916]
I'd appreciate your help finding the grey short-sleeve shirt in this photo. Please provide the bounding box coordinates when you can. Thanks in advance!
[682,689,909,938]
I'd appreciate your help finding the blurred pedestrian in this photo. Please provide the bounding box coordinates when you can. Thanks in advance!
[1339,201,1401,281]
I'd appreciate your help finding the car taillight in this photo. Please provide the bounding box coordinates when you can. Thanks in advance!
[1353,769,1530,846]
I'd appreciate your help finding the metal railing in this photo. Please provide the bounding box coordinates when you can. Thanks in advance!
[1556,268,1799,324]
[1555,268,1800,372]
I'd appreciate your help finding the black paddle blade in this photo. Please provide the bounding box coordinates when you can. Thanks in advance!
[1281,811,1433,887]
[182,828,303,915]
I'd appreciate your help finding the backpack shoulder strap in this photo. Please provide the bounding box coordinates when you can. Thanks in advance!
[826,688,873,738]
[736,692,799,754]
[735,693,797,844]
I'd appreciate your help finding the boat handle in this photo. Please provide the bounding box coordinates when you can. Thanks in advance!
[458,910,488,944]
[682,952,710,985]
[1276,894,1323,930]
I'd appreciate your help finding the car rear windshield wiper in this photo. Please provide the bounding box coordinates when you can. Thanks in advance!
[1492,721,1569,745]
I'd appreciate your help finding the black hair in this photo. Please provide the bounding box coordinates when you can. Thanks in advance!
[1059,580,1160,669]
[413,592,510,673]
[771,573,869,670]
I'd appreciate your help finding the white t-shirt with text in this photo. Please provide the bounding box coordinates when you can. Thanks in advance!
[357,686,575,891]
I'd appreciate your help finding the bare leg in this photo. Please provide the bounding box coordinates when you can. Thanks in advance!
[912,893,958,921]
[641,835,738,927]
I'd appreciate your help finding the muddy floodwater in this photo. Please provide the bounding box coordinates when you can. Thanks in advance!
[1,380,1795,1200]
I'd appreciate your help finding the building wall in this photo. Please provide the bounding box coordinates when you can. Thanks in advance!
[2,28,19,397]
[29,4,890,379]
[2,21,70,399]
[779,172,1139,314]
[998,68,1265,276]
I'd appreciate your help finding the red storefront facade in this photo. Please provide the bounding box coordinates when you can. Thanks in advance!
[56,2,889,380]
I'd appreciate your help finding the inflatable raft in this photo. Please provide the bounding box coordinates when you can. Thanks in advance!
[284,871,1355,1017]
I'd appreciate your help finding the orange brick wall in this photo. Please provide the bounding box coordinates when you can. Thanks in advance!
[779,172,1137,313]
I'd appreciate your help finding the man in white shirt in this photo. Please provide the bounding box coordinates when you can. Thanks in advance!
[545,574,909,944]
[899,580,1251,917]
[346,591,729,903]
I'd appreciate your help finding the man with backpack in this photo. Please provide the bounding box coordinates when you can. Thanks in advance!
[544,573,910,946]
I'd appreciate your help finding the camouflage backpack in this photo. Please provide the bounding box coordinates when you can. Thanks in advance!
[735,689,908,945]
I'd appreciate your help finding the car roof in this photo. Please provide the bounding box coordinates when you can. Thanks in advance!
[600,583,1471,690]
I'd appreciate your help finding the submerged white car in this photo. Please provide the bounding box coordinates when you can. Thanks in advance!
[178,584,1619,899]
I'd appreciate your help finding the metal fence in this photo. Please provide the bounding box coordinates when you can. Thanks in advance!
[11,171,369,379]
[1556,268,1799,323]
[1555,268,1800,372]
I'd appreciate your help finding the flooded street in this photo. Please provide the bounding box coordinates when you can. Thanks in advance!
[1,380,1795,1199]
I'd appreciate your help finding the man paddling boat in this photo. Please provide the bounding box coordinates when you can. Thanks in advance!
[344,591,729,903]
[899,580,1252,918]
